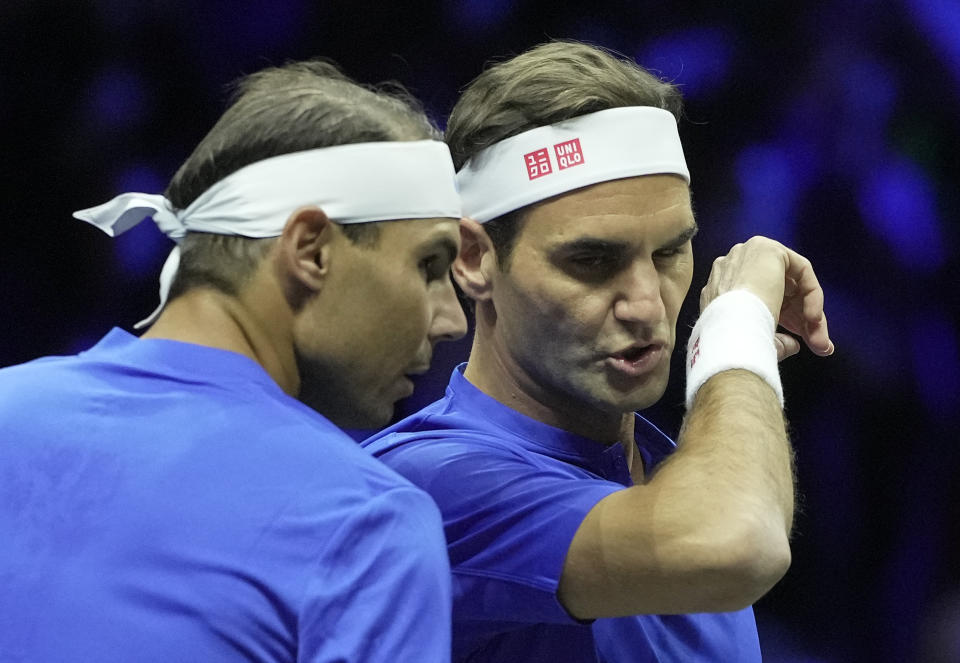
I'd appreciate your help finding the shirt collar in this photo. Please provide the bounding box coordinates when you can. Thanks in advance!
[84,328,282,394]
[445,363,676,472]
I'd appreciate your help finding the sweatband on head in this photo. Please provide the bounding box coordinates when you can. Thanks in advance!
[456,106,690,223]
[73,140,462,328]
[685,290,784,410]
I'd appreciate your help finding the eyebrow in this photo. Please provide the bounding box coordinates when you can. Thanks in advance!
[552,223,700,256]
[553,238,630,255]
[662,223,699,249]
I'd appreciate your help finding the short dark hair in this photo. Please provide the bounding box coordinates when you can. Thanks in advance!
[446,40,684,269]
[166,59,440,299]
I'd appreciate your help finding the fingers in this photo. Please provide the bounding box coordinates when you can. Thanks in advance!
[702,237,835,358]
[774,332,801,362]
[804,314,834,356]
[699,238,785,317]
[782,247,833,356]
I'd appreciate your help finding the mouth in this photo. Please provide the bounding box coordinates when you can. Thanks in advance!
[397,362,432,398]
[605,343,665,377]
[404,364,431,378]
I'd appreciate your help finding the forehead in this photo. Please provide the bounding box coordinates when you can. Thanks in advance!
[518,175,693,246]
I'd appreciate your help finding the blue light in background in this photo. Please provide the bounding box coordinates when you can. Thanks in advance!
[732,143,800,244]
[907,0,960,87]
[112,163,165,196]
[445,0,515,32]
[638,26,735,99]
[93,0,177,30]
[800,400,861,551]
[856,156,946,273]
[110,164,171,278]
[565,20,622,52]
[911,313,960,420]
[815,285,899,387]
[231,0,307,54]
[777,90,830,186]
[833,57,899,174]
[84,64,151,132]
[178,0,308,82]
[841,58,898,128]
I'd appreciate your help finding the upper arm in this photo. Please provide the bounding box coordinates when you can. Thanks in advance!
[298,488,452,663]
[378,438,624,625]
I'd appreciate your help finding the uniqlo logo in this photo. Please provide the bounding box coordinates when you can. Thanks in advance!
[524,148,552,180]
[554,138,584,170]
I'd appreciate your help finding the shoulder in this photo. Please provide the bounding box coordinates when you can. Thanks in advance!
[363,404,541,484]
[361,407,623,527]
[247,404,425,497]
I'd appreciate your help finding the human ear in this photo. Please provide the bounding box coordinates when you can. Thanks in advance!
[452,217,496,302]
[278,206,333,294]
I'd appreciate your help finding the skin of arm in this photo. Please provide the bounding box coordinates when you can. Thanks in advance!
[559,370,793,619]
[558,236,830,620]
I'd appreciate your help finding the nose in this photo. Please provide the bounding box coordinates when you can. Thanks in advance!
[428,274,468,344]
[613,259,665,324]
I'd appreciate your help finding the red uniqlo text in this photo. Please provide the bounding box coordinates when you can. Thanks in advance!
[524,148,552,180]
[554,138,584,170]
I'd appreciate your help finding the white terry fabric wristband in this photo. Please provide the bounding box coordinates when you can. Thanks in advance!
[685,289,784,409]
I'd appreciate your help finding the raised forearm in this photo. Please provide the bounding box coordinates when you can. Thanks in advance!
[560,237,832,620]
[677,369,795,538]
[559,370,793,619]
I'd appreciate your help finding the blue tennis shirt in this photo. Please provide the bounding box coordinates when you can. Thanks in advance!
[0,329,451,662]
[363,365,762,662]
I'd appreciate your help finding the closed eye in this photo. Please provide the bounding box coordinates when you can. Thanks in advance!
[562,251,625,281]
[653,246,684,260]
[570,253,617,267]
[653,226,697,262]
[420,254,451,282]
[418,236,458,282]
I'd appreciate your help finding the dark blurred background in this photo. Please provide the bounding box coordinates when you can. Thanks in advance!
[2,1,958,661]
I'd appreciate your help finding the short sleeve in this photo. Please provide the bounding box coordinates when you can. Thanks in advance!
[381,437,624,625]
[298,487,452,663]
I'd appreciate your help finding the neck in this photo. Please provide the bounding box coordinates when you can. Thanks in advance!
[464,312,633,445]
[142,285,300,397]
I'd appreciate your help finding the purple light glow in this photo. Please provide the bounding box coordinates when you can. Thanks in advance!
[857,157,946,273]
[638,26,736,99]
[732,143,801,244]
[110,164,170,278]
[911,314,960,420]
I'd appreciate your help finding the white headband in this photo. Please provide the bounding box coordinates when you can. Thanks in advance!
[74,139,461,328]
[456,107,690,223]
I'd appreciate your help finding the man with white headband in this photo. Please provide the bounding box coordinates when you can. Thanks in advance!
[363,41,835,661]
[0,60,466,661]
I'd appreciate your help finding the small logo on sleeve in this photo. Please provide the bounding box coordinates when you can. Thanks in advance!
[524,148,553,180]
[689,337,701,368]
[554,138,584,170]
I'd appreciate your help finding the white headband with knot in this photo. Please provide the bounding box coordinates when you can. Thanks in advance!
[456,106,690,223]
[74,139,462,328]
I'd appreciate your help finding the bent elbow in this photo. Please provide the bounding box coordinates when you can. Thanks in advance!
[709,520,792,611]
[738,527,791,602]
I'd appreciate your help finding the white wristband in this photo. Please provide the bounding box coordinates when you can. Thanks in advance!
[685,289,783,409]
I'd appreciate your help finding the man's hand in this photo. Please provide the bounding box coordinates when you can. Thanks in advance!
[700,236,834,361]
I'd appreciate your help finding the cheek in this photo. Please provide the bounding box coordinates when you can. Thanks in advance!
[662,261,694,317]
[516,282,610,348]
[382,284,431,347]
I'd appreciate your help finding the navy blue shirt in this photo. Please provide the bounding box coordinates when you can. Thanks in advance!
[0,329,452,662]
[363,365,762,662]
